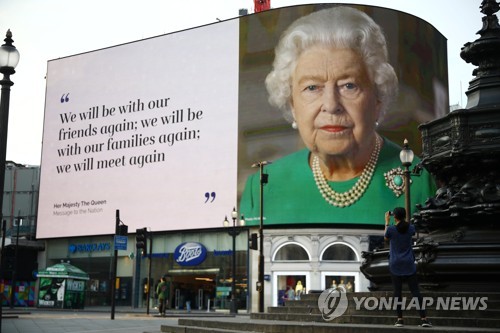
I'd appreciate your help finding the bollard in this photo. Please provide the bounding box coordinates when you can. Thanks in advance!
[207,299,210,312]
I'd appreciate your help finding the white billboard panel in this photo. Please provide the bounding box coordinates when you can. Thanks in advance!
[38,20,239,238]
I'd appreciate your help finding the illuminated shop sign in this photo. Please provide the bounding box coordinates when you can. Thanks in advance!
[174,242,207,266]
[69,242,111,253]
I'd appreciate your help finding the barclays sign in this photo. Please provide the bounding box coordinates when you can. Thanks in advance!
[69,242,111,253]
[174,242,207,266]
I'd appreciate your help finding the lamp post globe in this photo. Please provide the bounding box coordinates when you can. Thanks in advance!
[400,139,415,167]
[231,207,238,220]
[0,30,20,74]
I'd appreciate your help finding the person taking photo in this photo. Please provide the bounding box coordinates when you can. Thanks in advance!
[384,207,432,328]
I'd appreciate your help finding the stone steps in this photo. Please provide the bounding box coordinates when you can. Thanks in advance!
[269,305,500,318]
[251,313,499,329]
[159,291,500,333]
[160,316,500,333]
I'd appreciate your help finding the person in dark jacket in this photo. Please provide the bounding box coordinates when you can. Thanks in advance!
[385,207,432,328]
[156,276,170,316]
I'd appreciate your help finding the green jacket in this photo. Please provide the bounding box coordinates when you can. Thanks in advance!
[240,138,435,226]
[156,281,169,300]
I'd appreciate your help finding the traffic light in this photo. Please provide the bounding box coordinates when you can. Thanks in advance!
[116,209,128,236]
[117,224,128,236]
[136,227,148,255]
[249,233,258,250]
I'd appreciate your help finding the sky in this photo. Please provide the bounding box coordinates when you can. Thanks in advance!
[0,0,484,165]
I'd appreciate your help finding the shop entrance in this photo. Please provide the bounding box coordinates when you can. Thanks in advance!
[169,274,216,310]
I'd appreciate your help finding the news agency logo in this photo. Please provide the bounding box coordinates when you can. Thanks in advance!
[317,288,489,321]
[317,286,349,321]
[352,296,488,312]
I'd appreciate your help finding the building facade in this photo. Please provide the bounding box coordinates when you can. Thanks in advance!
[248,227,377,311]
[42,230,250,311]
[1,162,42,306]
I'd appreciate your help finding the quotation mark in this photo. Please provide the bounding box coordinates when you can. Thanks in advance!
[60,93,70,103]
[204,192,216,203]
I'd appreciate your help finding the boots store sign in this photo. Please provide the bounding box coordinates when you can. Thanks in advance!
[174,242,207,266]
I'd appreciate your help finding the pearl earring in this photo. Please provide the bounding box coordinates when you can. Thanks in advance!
[292,121,298,129]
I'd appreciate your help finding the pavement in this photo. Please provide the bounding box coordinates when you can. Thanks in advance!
[0,306,234,333]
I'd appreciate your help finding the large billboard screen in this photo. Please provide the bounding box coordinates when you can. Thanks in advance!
[38,20,240,238]
[38,4,447,238]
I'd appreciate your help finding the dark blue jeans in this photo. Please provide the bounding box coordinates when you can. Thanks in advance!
[391,273,426,319]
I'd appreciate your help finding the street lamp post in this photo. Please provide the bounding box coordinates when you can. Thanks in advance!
[0,29,20,319]
[251,161,270,313]
[0,219,5,329]
[223,207,245,315]
[399,139,415,223]
[111,209,128,320]
[146,229,153,315]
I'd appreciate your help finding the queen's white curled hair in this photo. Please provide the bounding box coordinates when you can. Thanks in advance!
[265,6,398,123]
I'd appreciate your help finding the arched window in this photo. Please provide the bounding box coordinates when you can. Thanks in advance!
[273,243,310,261]
[321,243,358,261]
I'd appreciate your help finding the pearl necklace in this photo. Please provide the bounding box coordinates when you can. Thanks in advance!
[312,137,381,208]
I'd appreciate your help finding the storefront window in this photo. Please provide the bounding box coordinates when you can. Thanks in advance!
[321,243,359,292]
[276,274,307,305]
[272,243,310,306]
[325,274,356,292]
